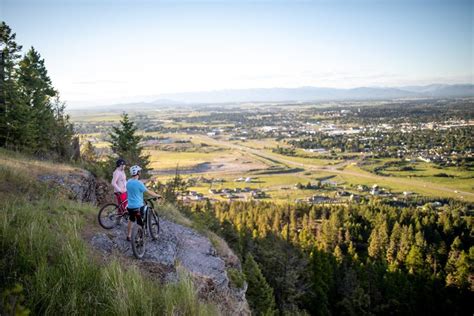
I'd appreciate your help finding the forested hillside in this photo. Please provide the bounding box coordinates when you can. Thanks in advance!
[184,200,473,315]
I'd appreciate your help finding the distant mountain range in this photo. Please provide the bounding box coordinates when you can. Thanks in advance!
[67,84,474,109]
[153,84,474,104]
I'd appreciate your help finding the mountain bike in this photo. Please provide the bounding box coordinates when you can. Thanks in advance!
[98,198,129,229]
[131,197,161,259]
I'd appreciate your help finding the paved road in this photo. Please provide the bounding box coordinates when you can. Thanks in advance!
[202,136,474,201]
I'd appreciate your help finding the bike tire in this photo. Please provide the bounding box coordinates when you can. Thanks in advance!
[98,203,120,229]
[131,224,146,259]
[148,209,160,240]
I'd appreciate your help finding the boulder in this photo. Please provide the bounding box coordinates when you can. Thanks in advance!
[38,169,97,203]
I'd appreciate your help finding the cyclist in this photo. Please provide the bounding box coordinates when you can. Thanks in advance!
[112,158,127,212]
[126,165,161,241]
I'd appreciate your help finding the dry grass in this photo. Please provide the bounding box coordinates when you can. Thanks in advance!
[0,148,78,176]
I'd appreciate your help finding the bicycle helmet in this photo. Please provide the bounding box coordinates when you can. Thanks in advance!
[116,158,126,168]
[130,165,142,176]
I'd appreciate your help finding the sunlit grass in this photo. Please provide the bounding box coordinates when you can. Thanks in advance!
[338,165,473,201]
[147,149,228,170]
[357,160,474,193]
[0,148,77,175]
[0,150,219,315]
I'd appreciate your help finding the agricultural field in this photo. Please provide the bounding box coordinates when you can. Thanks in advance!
[69,99,474,203]
[360,160,473,192]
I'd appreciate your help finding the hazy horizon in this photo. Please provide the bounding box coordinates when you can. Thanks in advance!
[61,83,473,108]
[2,0,473,106]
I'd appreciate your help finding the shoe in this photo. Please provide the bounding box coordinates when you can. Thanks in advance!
[126,236,131,242]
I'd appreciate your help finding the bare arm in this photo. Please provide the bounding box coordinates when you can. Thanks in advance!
[111,171,121,192]
[146,189,161,199]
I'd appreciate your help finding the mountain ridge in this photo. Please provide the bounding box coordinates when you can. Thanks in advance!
[155,84,473,104]
[67,83,474,109]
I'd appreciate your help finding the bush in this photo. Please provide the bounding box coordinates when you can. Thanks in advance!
[434,173,452,178]
[227,268,246,289]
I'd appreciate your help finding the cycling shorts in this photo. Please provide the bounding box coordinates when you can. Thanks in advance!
[127,206,146,226]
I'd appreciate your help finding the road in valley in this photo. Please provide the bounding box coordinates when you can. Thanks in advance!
[200,136,474,201]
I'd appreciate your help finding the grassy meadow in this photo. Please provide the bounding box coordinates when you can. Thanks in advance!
[0,149,218,315]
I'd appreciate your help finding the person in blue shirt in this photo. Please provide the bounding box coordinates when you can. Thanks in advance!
[126,165,161,241]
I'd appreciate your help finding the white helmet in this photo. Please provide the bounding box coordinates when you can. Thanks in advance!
[130,165,142,176]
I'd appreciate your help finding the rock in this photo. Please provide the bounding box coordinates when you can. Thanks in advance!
[38,170,115,205]
[38,170,97,204]
[95,178,115,205]
[90,217,250,315]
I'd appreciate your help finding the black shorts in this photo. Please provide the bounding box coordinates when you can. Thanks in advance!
[127,206,146,226]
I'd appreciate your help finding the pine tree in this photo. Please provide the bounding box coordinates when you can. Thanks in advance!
[308,250,333,316]
[272,211,281,232]
[333,245,343,264]
[17,47,57,155]
[50,96,74,159]
[368,227,381,260]
[397,225,413,266]
[109,113,150,177]
[368,221,388,261]
[243,254,277,316]
[1,23,74,159]
[82,140,97,162]
[387,222,401,269]
[445,237,469,288]
[0,22,24,148]
[406,245,424,274]
[347,241,358,262]
[71,136,81,161]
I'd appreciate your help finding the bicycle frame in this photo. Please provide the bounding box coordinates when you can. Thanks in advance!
[137,198,155,225]
[119,199,128,213]
[130,197,160,258]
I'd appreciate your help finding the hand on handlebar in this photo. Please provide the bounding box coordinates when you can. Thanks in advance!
[148,196,162,201]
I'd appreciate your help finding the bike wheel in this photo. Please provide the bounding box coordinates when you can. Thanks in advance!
[131,224,146,259]
[148,209,160,240]
[98,203,120,229]
[121,212,129,225]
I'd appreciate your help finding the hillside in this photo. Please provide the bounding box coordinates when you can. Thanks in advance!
[0,149,249,315]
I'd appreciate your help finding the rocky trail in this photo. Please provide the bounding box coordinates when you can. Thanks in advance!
[89,217,248,314]
[92,218,223,287]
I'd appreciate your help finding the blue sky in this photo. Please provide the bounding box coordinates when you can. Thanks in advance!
[2,0,473,104]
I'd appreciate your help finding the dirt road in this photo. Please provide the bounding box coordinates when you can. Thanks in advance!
[202,136,474,201]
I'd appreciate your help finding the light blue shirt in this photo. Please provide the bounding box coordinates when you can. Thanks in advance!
[126,179,147,209]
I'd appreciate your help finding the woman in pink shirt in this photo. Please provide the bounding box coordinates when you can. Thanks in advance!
[111,159,127,211]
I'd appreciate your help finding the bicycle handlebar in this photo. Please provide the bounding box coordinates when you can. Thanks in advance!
[146,196,162,202]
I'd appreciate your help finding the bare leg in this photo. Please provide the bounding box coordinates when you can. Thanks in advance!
[127,220,132,239]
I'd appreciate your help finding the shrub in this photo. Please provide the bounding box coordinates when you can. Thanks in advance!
[227,268,246,289]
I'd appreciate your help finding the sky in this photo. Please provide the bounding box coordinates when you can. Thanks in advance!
[1,0,473,105]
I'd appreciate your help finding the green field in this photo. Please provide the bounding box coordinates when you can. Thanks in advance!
[148,150,228,170]
[359,160,474,193]
[69,112,123,122]
[72,110,474,203]
[337,165,473,201]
